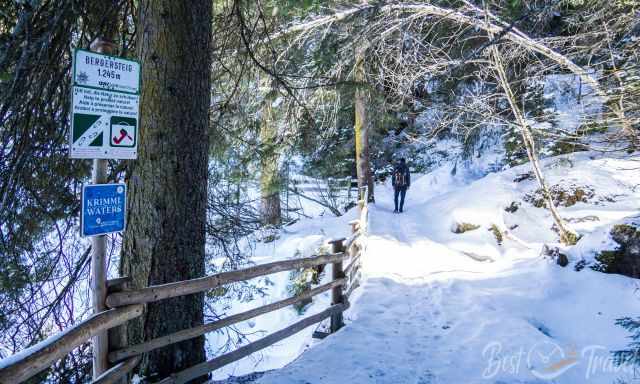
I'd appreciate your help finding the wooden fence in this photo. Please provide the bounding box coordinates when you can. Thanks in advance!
[0,200,368,384]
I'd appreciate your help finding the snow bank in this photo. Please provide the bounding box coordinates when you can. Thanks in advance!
[253,151,640,384]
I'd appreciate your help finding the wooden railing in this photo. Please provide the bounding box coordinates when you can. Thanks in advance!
[0,208,367,384]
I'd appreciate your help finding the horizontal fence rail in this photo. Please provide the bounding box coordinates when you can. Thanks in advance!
[1,206,367,384]
[157,303,350,384]
[108,278,346,362]
[0,305,143,384]
[92,356,141,384]
[106,252,347,307]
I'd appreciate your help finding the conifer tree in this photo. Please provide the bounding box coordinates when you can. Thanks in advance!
[119,1,212,380]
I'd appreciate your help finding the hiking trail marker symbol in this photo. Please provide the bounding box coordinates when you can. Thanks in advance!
[70,49,140,159]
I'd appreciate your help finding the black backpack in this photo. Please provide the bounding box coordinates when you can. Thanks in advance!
[394,168,406,187]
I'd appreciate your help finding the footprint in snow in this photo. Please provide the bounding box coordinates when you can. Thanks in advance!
[417,371,435,384]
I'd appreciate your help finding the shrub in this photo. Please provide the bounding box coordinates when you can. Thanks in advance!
[592,224,640,278]
[489,224,503,245]
[287,265,324,314]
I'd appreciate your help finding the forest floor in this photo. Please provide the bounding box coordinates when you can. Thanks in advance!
[217,152,640,384]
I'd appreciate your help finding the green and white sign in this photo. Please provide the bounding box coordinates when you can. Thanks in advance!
[70,49,140,159]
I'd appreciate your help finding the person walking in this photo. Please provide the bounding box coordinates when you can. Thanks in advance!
[392,158,410,213]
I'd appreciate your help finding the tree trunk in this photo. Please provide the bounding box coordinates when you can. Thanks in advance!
[119,1,212,382]
[354,46,374,203]
[489,43,578,245]
[259,79,282,226]
[603,25,638,151]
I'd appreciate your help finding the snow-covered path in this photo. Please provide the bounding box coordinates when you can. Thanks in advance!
[256,158,639,384]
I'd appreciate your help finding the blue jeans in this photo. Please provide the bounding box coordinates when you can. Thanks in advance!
[394,187,407,211]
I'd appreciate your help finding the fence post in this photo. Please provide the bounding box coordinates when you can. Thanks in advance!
[329,238,345,333]
[107,277,132,384]
[89,37,116,379]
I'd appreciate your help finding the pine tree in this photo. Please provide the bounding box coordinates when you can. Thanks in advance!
[354,44,375,203]
[613,317,640,368]
[119,1,212,381]
[259,77,283,226]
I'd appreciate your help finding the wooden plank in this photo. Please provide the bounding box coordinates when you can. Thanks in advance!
[344,232,361,248]
[344,254,361,276]
[106,252,347,307]
[0,305,143,384]
[330,240,345,333]
[361,204,369,228]
[108,278,346,362]
[92,356,140,384]
[345,277,361,299]
[107,277,131,383]
[157,303,349,384]
[347,263,361,288]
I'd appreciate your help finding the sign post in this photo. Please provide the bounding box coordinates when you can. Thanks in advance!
[72,37,140,380]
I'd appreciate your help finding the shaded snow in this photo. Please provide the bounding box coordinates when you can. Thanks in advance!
[542,73,603,133]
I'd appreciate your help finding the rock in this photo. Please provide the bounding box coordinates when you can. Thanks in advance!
[593,224,640,278]
[451,222,480,233]
[504,201,520,213]
[557,253,569,267]
[513,172,534,182]
[524,183,595,208]
[542,244,569,267]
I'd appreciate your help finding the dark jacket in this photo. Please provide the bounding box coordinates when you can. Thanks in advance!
[392,163,411,188]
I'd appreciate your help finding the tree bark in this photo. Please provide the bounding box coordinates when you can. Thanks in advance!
[259,78,282,226]
[120,1,212,382]
[354,46,374,203]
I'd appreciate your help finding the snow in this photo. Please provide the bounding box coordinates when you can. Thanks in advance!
[249,151,640,384]
[541,73,603,133]
[207,203,359,380]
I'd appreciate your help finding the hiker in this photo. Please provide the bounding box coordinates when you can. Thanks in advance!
[392,158,410,213]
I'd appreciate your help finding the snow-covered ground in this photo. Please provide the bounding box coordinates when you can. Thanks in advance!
[249,152,640,384]
[207,200,359,380]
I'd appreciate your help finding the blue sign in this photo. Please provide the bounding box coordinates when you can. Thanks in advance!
[81,183,126,237]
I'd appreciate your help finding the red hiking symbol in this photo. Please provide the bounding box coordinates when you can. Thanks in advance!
[113,128,133,145]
